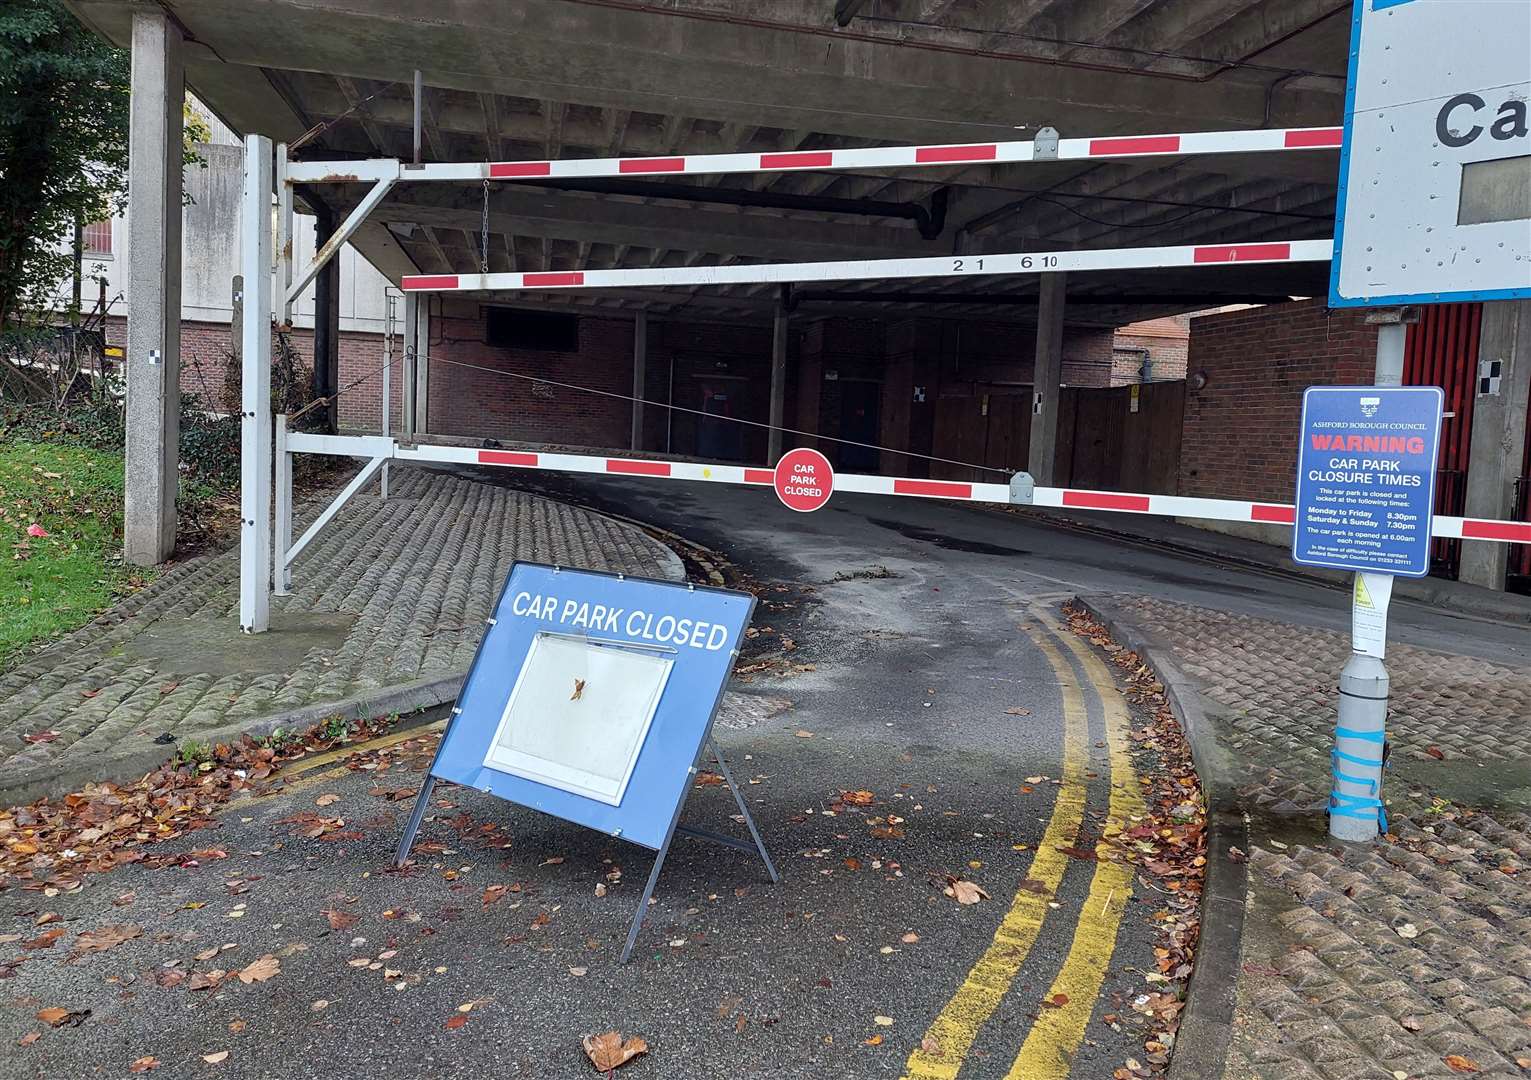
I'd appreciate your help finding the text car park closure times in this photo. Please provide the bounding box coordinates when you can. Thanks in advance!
[1293,386,1444,578]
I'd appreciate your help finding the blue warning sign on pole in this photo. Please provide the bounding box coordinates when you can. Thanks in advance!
[395,563,776,961]
[1293,385,1443,578]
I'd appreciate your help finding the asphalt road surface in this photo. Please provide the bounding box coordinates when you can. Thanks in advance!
[3,470,1524,1079]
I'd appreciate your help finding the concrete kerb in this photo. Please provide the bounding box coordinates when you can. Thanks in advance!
[1074,594,1248,1080]
[0,671,467,809]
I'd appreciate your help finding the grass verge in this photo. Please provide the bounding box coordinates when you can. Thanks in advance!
[0,440,148,668]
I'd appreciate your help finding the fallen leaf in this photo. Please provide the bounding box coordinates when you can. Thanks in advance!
[865,1034,884,1046]
[1444,1055,1480,1073]
[1426,746,1446,760]
[1395,922,1420,939]
[22,927,65,950]
[315,794,341,807]
[540,856,565,866]
[201,1051,230,1064]
[18,1032,39,1046]
[26,523,48,538]
[1017,878,1050,895]
[482,884,511,907]
[793,730,814,739]
[444,1015,468,1030]
[69,923,141,959]
[901,932,919,944]
[947,880,989,905]
[128,1057,158,1073]
[874,1015,894,1026]
[1005,707,1031,716]
[921,1036,941,1055]
[695,772,725,786]
[569,966,588,977]
[1043,993,1071,1009]
[37,1007,80,1027]
[229,1021,246,1033]
[311,1000,329,1012]
[323,909,359,931]
[840,790,875,806]
[22,730,59,744]
[582,1031,648,1072]
[237,954,280,984]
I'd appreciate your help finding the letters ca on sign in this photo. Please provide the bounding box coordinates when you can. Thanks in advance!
[1435,93,1529,148]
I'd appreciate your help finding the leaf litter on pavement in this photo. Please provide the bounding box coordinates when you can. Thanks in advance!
[1063,603,1207,1079]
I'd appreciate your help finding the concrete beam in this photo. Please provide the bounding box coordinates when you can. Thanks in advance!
[123,11,185,567]
[357,184,936,264]
[69,0,1343,143]
[1460,300,1531,591]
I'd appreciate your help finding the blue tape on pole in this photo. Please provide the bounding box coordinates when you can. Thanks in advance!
[1334,727,1385,743]
[1333,748,1384,769]
[427,563,755,851]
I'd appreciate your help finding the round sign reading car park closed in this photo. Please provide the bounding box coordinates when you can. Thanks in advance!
[773,447,835,512]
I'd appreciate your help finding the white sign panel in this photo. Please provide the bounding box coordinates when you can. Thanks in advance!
[483,633,674,806]
[1351,571,1395,659]
[1330,0,1531,307]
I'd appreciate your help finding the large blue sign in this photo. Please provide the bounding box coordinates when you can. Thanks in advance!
[1294,386,1443,577]
[420,563,754,849]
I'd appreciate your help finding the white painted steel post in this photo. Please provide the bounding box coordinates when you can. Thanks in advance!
[1329,310,1411,841]
[239,135,274,633]
[274,414,293,595]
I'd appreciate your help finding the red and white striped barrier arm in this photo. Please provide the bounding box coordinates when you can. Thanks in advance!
[400,239,1333,294]
[375,441,1531,545]
[285,127,1341,187]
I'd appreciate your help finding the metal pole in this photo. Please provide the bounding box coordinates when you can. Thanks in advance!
[274,414,293,595]
[381,290,394,499]
[631,310,648,451]
[402,290,418,440]
[1329,309,1412,841]
[412,69,423,166]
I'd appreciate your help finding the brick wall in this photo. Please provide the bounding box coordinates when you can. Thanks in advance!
[1179,298,1377,504]
[106,315,398,430]
[1112,314,1191,385]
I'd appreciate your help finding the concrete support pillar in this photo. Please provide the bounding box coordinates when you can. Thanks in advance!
[123,11,185,566]
[768,288,789,464]
[311,205,341,434]
[1460,300,1531,590]
[414,301,430,435]
[631,310,648,451]
[1026,273,1067,486]
[239,135,274,633]
[402,293,418,439]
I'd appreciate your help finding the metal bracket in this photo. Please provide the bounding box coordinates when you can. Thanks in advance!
[1033,127,1060,161]
[1008,471,1036,505]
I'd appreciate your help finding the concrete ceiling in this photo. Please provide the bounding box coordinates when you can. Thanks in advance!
[65,0,1350,326]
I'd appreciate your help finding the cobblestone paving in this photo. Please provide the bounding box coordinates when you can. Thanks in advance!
[1094,593,1531,1080]
[1231,812,1531,1080]
[0,467,681,787]
[1096,594,1531,811]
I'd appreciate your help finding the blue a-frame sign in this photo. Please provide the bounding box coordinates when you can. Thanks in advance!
[396,563,776,961]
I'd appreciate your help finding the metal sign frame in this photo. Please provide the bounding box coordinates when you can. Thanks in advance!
[1329,0,1531,307]
[395,562,777,963]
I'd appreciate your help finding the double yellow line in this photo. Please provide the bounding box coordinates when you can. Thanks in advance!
[903,613,1145,1080]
